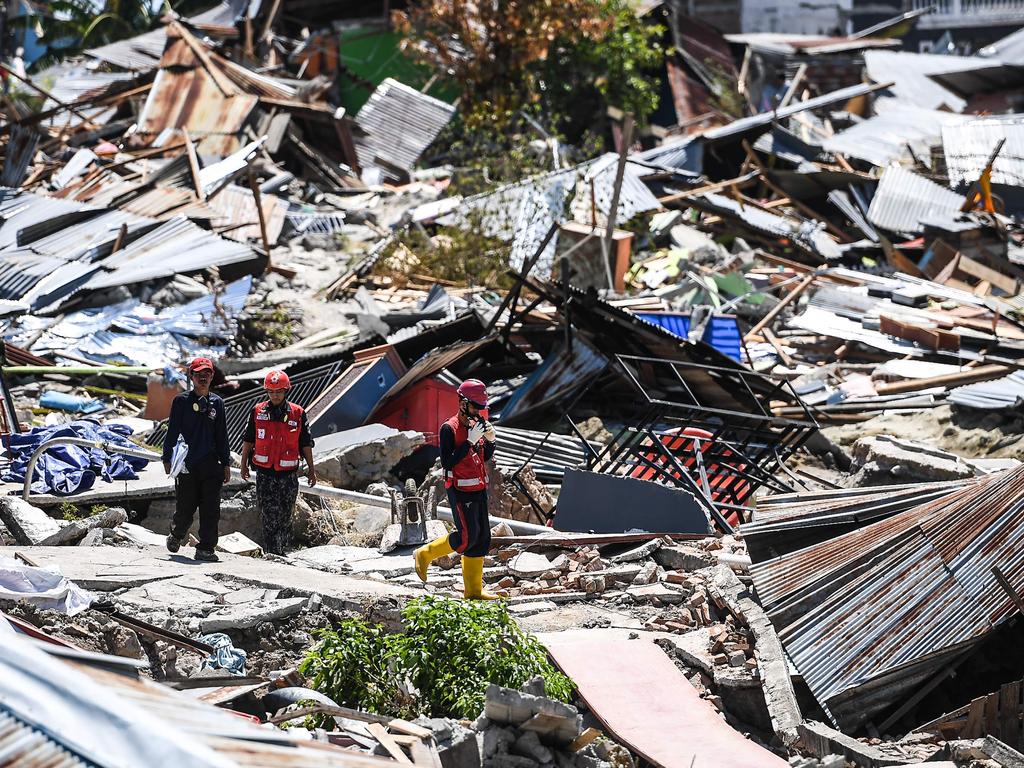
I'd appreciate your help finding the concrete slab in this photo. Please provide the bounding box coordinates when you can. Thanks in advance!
[289,545,415,579]
[201,597,307,632]
[5,463,248,508]
[20,545,416,610]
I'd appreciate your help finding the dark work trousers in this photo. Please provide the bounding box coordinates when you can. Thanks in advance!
[256,470,299,555]
[171,453,224,552]
[446,487,490,557]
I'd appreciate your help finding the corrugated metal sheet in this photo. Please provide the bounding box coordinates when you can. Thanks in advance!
[569,154,662,228]
[448,167,577,278]
[354,78,456,179]
[632,134,704,174]
[633,313,742,361]
[823,100,969,168]
[863,50,988,111]
[203,185,287,244]
[980,25,1024,64]
[84,216,256,290]
[749,464,1024,729]
[85,0,258,71]
[84,27,168,71]
[690,191,843,260]
[1,124,39,187]
[137,68,256,136]
[866,166,965,236]
[942,116,1024,188]
[0,709,95,767]
[949,370,1024,409]
[500,336,609,423]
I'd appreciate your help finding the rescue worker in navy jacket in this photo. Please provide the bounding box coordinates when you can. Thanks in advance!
[163,357,231,562]
[239,370,317,555]
[414,379,500,600]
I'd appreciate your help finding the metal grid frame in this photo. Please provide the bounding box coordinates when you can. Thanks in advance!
[578,354,818,530]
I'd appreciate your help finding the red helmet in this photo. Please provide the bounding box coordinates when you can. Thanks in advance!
[457,379,488,407]
[263,370,291,390]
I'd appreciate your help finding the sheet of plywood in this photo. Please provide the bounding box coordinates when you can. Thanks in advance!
[541,633,788,768]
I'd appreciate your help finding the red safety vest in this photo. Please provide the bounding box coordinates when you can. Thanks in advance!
[443,414,487,492]
[251,401,304,472]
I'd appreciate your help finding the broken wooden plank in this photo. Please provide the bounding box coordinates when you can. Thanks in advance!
[267,704,432,739]
[745,274,815,342]
[1001,681,1021,748]
[366,723,413,764]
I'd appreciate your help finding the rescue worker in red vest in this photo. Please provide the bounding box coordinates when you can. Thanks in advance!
[239,370,317,555]
[414,379,500,600]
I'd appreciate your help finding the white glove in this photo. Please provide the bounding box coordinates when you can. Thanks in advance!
[483,421,496,442]
[468,422,485,444]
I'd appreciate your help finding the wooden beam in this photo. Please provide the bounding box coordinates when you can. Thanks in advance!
[247,167,271,258]
[658,172,759,204]
[182,127,205,201]
[742,140,853,242]
[366,723,413,764]
[874,364,1010,396]
[744,274,815,341]
[171,21,236,98]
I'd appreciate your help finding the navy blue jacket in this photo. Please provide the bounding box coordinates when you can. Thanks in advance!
[162,391,230,469]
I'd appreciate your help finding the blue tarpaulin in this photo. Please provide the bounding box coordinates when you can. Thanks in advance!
[39,391,104,414]
[1,421,150,496]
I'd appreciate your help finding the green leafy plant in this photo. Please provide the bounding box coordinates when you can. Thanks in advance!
[299,596,573,721]
[59,502,84,521]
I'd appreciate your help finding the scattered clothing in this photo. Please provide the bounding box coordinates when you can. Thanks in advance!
[1,420,149,496]
[199,633,247,675]
[256,470,299,555]
[170,453,224,552]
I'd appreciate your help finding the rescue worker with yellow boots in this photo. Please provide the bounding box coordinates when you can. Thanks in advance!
[239,370,317,555]
[414,379,501,600]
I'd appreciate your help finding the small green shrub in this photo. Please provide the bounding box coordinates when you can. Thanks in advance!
[59,502,84,521]
[299,596,573,720]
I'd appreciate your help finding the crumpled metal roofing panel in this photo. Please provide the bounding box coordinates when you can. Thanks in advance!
[569,154,662,227]
[949,369,1024,409]
[823,100,969,168]
[137,69,258,137]
[691,191,842,260]
[863,50,990,111]
[750,464,1024,729]
[0,709,95,768]
[981,26,1024,64]
[866,166,965,236]
[354,78,455,178]
[84,216,255,290]
[0,190,93,249]
[942,115,1024,188]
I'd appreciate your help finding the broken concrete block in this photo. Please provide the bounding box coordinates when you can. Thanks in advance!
[626,583,684,605]
[108,626,146,661]
[488,463,555,523]
[579,574,606,594]
[40,506,128,546]
[510,552,567,579]
[353,505,391,534]
[521,676,546,697]
[654,544,715,572]
[631,561,658,585]
[728,650,746,667]
[413,717,480,768]
[610,539,662,563]
[313,425,425,489]
[850,435,976,484]
[216,532,262,556]
[484,684,581,745]
[0,497,61,544]
[79,528,105,546]
[482,726,516,758]
[513,731,553,764]
[200,597,306,633]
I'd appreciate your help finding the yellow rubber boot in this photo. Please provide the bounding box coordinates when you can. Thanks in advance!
[462,556,502,600]
[414,534,453,583]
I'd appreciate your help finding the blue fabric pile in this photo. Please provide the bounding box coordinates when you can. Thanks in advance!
[199,633,247,675]
[2,420,150,496]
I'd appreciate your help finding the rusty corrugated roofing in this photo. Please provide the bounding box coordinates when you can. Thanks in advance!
[137,69,257,137]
